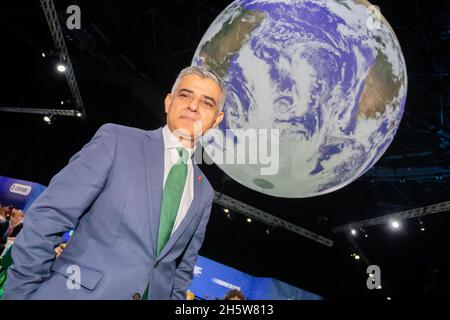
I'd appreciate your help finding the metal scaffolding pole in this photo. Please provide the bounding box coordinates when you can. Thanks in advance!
[213,192,334,247]
[0,107,80,117]
[40,0,86,118]
[360,166,450,183]
[332,200,450,233]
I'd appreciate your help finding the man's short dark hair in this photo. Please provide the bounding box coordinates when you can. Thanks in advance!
[223,289,246,300]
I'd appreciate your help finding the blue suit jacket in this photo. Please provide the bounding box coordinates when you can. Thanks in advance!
[2,124,214,300]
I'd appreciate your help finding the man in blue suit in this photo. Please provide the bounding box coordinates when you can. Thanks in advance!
[2,65,225,300]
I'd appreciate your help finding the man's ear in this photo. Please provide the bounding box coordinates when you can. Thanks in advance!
[211,111,224,129]
[164,94,172,114]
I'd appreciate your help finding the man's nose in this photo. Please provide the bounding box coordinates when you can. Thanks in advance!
[188,98,200,111]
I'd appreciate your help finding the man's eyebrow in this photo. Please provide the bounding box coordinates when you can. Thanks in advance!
[203,95,217,106]
[177,88,194,94]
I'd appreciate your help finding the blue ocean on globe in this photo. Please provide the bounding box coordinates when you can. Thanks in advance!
[193,0,407,198]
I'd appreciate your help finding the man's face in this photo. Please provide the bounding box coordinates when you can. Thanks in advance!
[165,74,224,141]
[10,209,23,225]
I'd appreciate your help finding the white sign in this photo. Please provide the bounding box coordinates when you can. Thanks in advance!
[9,183,32,196]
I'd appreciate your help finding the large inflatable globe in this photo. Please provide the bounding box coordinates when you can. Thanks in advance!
[193,0,407,198]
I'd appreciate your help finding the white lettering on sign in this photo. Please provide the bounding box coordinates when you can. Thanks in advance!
[10,183,32,196]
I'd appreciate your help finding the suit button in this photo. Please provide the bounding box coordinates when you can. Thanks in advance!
[132,293,141,300]
[154,262,159,268]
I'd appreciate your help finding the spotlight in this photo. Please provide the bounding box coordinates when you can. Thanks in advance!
[43,115,52,124]
[223,208,229,213]
[351,229,357,236]
[390,219,401,230]
[41,52,46,58]
[57,64,66,72]
[76,112,82,118]
[387,297,391,301]
[419,220,425,232]
[247,218,252,223]
[354,255,360,260]
[60,101,64,105]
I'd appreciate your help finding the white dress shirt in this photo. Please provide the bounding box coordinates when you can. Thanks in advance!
[161,125,195,236]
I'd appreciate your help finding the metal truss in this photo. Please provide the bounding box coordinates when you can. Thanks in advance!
[213,192,334,247]
[360,166,450,183]
[0,107,79,116]
[39,0,85,118]
[332,200,450,233]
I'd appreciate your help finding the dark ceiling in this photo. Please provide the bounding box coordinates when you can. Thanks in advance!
[0,0,449,299]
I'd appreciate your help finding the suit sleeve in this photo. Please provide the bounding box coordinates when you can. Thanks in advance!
[2,123,117,300]
[170,192,214,300]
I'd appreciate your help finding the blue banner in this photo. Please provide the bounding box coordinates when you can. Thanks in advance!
[0,176,47,212]
[189,256,323,300]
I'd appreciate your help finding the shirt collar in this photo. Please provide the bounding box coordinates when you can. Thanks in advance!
[162,125,196,158]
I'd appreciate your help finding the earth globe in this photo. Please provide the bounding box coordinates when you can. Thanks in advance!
[192,0,407,198]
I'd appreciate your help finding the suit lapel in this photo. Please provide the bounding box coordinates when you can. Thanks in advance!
[144,129,164,257]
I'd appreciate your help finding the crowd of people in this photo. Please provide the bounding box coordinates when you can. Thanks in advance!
[0,205,70,298]
[0,205,25,298]
[0,206,24,255]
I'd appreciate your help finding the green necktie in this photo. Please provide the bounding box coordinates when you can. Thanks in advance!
[157,146,189,255]
[142,146,189,300]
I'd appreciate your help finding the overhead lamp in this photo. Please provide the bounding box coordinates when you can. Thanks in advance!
[390,219,401,230]
[57,64,66,72]
[43,115,53,124]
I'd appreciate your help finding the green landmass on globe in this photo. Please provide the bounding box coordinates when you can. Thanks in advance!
[200,7,266,78]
